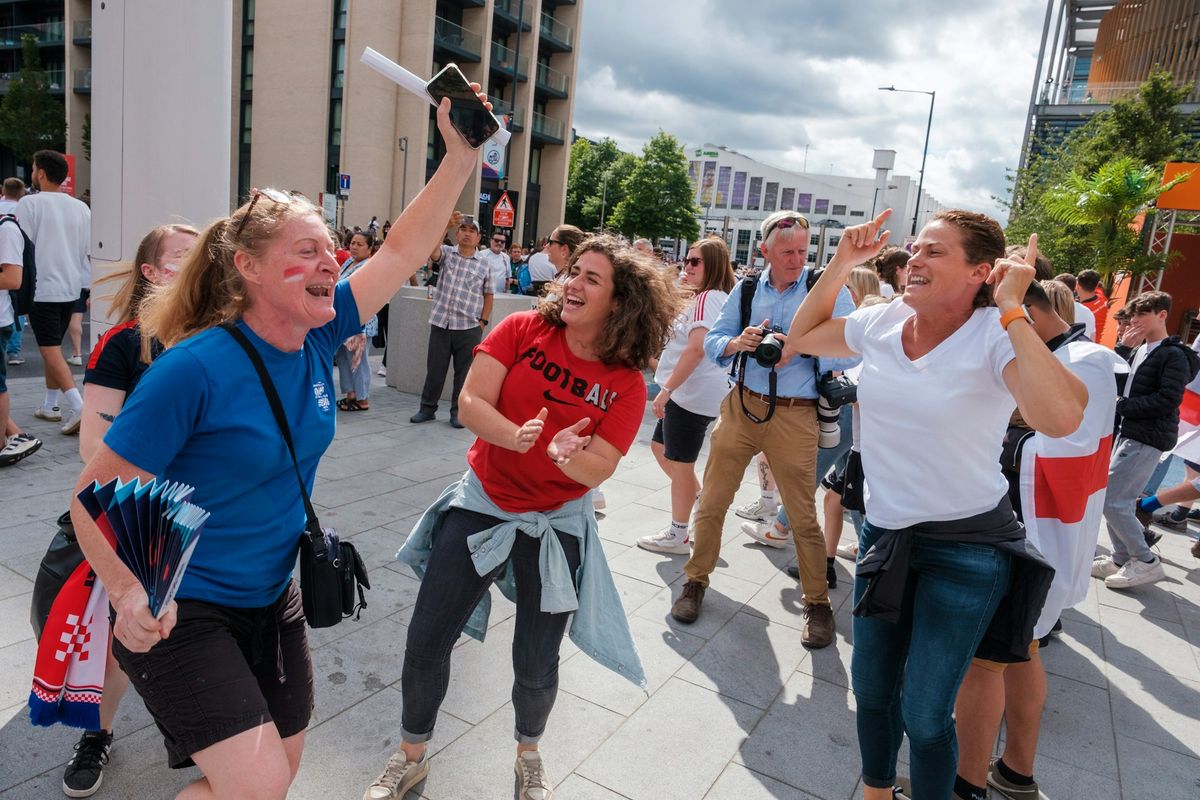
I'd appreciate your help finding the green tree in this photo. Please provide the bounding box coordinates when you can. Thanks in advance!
[1006,69,1199,275]
[0,35,66,164]
[1042,156,1189,278]
[608,131,700,242]
[565,137,635,231]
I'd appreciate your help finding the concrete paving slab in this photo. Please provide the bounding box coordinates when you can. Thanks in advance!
[1113,734,1200,800]
[703,762,822,800]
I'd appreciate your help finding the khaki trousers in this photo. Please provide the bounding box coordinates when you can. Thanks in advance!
[684,391,829,606]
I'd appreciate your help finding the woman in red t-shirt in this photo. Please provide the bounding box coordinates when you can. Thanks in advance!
[368,235,681,800]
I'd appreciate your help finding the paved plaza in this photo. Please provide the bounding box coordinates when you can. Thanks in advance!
[1,355,1199,799]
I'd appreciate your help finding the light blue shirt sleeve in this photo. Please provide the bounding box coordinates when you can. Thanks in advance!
[704,280,745,369]
[817,287,862,374]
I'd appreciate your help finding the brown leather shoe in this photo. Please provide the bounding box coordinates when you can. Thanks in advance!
[670,580,706,623]
[801,602,834,648]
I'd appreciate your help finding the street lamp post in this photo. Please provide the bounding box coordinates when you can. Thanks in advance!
[879,85,936,236]
[398,136,409,210]
[599,170,610,229]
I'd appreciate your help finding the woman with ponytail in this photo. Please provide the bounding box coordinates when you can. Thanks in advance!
[68,94,488,800]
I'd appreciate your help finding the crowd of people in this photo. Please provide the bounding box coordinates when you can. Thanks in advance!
[7,97,1200,800]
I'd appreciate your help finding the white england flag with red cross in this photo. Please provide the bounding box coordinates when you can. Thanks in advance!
[1017,340,1128,639]
[1169,386,1200,465]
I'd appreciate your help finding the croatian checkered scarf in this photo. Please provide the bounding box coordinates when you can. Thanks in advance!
[28,522,112,729]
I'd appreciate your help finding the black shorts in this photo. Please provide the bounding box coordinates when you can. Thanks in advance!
[821,450,865,513]
[112,580,314,769]
[73,288,90,314]
[651,398,715,463]
[28,300,76,347]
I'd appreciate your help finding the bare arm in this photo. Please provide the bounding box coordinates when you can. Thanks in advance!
[995,235,1086,438]
[70,443,176,652]
[0,261,20,290]
[348,98,485,323]
[653,327,706,418]
[782,209,891,361]
[79,384,127,463]
[551,432,622,489]
[458,352,528,450]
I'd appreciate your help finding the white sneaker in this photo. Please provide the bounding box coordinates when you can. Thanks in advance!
[60,406,83,435]
[637,527,691,555]
[836,543,858,561]
[1091,555,1120,579]
[590,488,606,510]
[1104,557,1166,589]
[741,521,790,549]
[515,751,553,800]
[34,406,62,422]
[67,355,84,366]
[0,433,42,467]
[735,497,777,523]
[376,367,387,377]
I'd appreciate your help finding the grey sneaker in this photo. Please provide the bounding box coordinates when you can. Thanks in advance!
[987,758,1048,799]
[60,406,83,435]
[363,749,428,800]
[515,751,553,800]
[734,497,777,523]
[1090,555,1119,579]
[62,730,111,798]
[34,405,62,422]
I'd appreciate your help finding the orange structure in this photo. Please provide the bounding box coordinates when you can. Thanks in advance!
[1088,1,1200,104]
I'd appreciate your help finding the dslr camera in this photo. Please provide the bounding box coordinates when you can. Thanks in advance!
[753,324,786,368]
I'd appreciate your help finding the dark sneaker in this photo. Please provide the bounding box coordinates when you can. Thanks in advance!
[62,730,111,798]
[448,414,464,429]
[408,411,436,424]
[987,758,1048,799]
[1153,510,1188,532]
[670,580,705,624]
[801,603,834,649]
[1134,502,1154,529]
[1144,527,1163,548]
[1187,508,1200,522]
[363,748,428,800]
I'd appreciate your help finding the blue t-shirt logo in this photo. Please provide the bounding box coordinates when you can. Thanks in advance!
[313,380,331,412]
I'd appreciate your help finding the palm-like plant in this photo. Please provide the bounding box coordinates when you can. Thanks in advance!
[1041,156,1189,278]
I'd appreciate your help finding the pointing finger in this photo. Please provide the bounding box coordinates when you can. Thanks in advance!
[873,208,893,228]
[1026,233,1038,267]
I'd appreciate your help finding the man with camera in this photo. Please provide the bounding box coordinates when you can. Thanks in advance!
[670,210,858,648]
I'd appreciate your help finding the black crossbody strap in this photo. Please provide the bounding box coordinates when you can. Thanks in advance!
[221,324,325,548]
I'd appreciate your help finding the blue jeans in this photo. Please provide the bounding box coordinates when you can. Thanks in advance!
[401,508,581,744]
[5,314,22,355]
[851,521,1012,796]
[777,404,852,530]
[335,340,371,400]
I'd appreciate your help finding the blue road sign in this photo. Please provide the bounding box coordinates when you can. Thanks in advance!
[337,173,351,196]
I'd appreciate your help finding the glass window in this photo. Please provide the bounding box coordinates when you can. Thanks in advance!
[815,198,829,214]
[329,99,342,147]
[747,177,762,211]
[810,234,819,246]
[763,182,779,213]
[780,188,795,210]
[240,101,252,145]
[334,0,348,29]
[529,146,542,185]
[332,41,345,88]
[830,236,841,246]
[832,204,847,216]
[242,47,253,92]
[731,171,747,209]
[796,193,812,213]
[850,210,865,217]
[716,166,731,209]
[807,252,816,263]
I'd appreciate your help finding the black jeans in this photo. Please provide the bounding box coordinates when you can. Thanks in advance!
[418,324,482,415]
[401,508,581,744]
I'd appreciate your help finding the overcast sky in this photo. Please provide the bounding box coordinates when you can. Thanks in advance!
[572,0,1048,225]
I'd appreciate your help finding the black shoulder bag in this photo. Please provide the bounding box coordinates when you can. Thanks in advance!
[222,324,369,628]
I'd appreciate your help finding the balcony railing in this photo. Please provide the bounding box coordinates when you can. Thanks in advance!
[531,111,564,142]
[1042,79,1200,106]
[539,12,573,49]
[433,16,482,61]
[494,0,534,29]
[0,22,66,47]
[490,98,525,130]
[490,42,528,80]
[72,18,91,43]
[73,68,90,93]
[535,62,568,95]
[0,68,65,93]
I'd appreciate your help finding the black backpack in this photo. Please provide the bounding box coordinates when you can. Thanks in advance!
[0,214,35,316]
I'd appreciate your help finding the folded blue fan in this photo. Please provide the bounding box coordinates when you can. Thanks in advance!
[77,477,209,617]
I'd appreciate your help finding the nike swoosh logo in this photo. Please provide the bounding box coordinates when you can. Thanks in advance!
[543,389,577,406]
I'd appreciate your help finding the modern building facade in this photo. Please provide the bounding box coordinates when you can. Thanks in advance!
[1018,0,1200,170]
[31,0,581,248]
[230,0,581,248]
[684,143,942,268]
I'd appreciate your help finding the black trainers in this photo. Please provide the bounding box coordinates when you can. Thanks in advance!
[63,730,112,798]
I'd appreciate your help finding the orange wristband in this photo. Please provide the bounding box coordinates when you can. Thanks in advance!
[999,307,1029,330]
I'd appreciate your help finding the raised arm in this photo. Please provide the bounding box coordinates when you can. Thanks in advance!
[348,96,487,322]
[997,235,1086,438]
[782,209,892,360]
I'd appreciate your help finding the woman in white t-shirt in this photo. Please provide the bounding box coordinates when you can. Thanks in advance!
[782,208,1086,800]
[638,238,735,554]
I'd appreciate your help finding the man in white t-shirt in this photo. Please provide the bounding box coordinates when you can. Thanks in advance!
[17,151,91,435]
[524,243,556,290]
[0,177,24,215]
[477,229,512,295]
[0,217,42,466]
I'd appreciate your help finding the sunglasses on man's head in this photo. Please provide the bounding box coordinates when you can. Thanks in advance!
[763,215,810,240]
[684,257,703,267]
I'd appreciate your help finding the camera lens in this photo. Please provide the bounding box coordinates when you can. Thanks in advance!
[753,333,783,368]
[817,397,841,449]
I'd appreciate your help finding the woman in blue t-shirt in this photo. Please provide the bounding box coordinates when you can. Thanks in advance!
[69,96,487,800]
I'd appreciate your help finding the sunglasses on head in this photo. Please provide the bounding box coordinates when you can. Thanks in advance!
[235,188,294,238]
[763,214,810,241]
[684,256,703,267]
